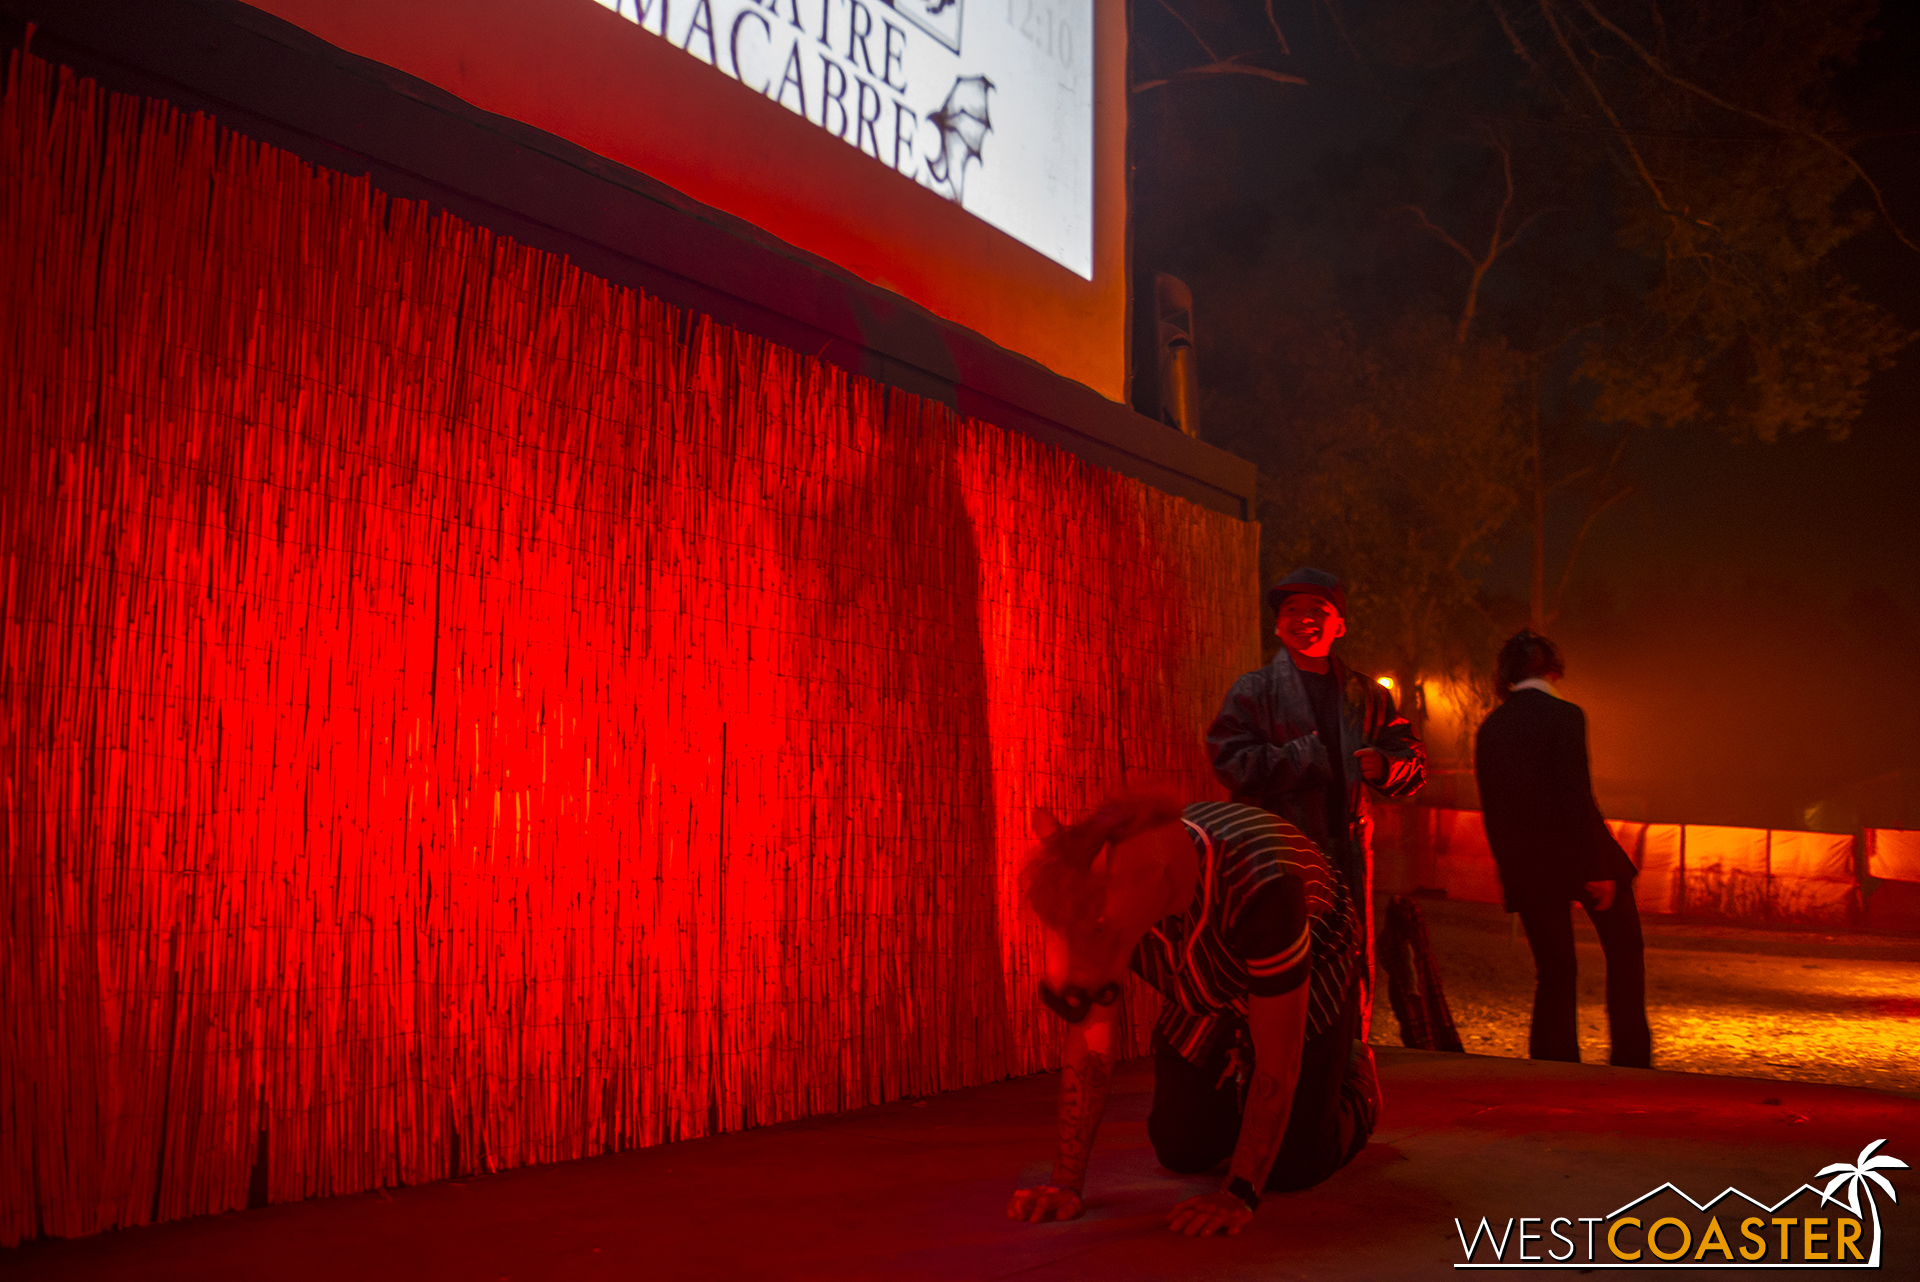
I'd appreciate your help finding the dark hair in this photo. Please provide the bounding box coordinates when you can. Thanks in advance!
[1495,630,1564,699]
[1022,795,1183,937]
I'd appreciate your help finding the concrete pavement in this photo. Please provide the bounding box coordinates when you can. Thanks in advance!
[7,1048,1917,1280]
[1397,897,1920,1095]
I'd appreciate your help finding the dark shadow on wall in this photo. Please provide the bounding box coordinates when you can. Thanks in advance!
[792,388,1010,1095]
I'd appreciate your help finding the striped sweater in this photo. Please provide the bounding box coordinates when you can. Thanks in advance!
[1130,800,1359,1065]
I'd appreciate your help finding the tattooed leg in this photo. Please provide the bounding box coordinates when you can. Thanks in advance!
[1050,1047,1115,1193]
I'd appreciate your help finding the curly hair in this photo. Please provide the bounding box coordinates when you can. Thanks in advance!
[1495,629,1565,699]
[1021,794,1184,936]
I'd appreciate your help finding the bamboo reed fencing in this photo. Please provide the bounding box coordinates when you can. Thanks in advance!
[0,49,1260,1244]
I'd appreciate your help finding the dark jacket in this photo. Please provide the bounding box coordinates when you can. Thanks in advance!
[1474,687,1637,912]
[1206,651,1426,954]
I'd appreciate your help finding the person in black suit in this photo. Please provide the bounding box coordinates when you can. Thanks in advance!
[1474,631,1651,1068]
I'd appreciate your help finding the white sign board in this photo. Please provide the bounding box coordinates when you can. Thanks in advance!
[592,0,1095,278]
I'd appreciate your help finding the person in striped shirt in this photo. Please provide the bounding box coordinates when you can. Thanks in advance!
[1007,796,1379,1235]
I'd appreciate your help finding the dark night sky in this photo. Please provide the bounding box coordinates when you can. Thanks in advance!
[1131,1,1920,829]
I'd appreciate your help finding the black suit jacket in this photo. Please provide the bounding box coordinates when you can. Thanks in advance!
[1473,688,1636,911]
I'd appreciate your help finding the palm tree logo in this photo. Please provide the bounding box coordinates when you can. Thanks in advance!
[1816,1139,1908,1267]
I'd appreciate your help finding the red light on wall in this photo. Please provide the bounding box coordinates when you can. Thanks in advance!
[0,51,1258,1244]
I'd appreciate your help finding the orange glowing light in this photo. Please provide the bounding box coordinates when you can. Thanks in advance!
[1378,677,1395,690]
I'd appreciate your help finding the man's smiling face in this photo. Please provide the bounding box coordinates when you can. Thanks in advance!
[1274,594,1345,659]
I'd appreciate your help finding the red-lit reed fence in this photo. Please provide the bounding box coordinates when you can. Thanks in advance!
[0,51,1259,1243]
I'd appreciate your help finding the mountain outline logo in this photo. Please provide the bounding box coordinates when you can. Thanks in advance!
[1454,1140,1907,1268]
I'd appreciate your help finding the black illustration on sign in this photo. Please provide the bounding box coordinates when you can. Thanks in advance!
[884,0,964,55]
[925,74,994,206]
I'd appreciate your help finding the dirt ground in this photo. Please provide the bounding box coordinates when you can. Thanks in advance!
[1373,897,1920,1096]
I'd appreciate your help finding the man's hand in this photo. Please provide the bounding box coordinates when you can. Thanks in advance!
[1584,880,1616,912]
[1354,746,1387,783]
[1007,1185,1083,1223]
[1167,1189,1255,1236]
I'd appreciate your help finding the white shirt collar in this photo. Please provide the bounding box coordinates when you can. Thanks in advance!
[1510,677,1557,696]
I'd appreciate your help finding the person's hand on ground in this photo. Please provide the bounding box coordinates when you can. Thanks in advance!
[1585,880,1616,912]
[1355,747,1387,783]
[1167,1189,1255,1236]
[1007,1184,1083,1222]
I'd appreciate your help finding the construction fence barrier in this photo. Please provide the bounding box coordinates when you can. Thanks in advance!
[1370,806,1920,933]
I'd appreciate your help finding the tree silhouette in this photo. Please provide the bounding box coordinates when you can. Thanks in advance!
[1131,0,1913,661]
[1816,1138,1907,1267]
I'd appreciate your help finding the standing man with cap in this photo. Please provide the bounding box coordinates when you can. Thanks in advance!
[1206,568,1425,1032]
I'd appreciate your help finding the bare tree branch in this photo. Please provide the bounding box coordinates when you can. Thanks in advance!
[1399,206,1478,264]
[1133,61,1309,94]
[1403,140,1556,343]
[1546,430,1635,622]
[1264,0,1292,56]
[1546,485,1630,624]
[1518,319,1607,363]
[1156,0,1219,62]
[1486,0,1539,72]
[1458,140,1521,342]
[1572,0,1920,254]
[1449,507,1520,573]
[1536,0,1680,228]
[1316,0,1366,69]
[1647,0,1670,62]
[1546,464,1593,492]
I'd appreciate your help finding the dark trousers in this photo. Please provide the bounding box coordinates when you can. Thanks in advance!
[1146,981,1378,1192]
[1516,884,1651,1068]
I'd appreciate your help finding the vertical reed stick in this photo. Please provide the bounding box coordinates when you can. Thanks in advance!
[0,47,1259,1246]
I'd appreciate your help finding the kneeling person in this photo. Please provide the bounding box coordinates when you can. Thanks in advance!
[1007,798,1378,1236]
